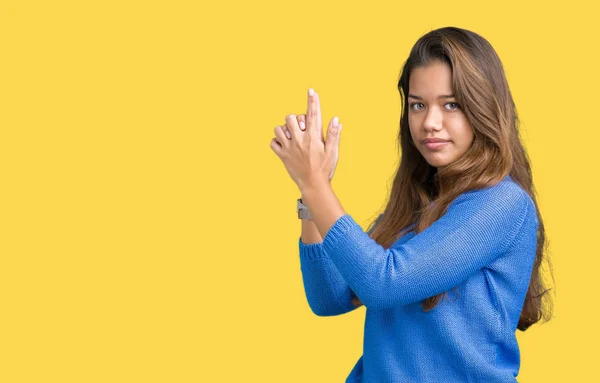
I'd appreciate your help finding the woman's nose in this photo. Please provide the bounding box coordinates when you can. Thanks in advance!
[423,108,443,131]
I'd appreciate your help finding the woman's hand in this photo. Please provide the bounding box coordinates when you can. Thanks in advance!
[277,112,340,182]
[270,89,342,192]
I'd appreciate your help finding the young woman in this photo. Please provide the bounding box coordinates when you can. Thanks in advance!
[269,26,554,382]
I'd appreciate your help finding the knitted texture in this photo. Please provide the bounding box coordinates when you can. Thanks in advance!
[298,176,539,382]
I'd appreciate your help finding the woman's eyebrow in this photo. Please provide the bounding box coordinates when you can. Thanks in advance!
[407,94,455,100]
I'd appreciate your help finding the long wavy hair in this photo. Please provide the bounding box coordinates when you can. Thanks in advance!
[351,27,554,331]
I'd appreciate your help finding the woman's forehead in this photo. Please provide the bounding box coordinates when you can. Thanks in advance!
[409,63,454,99]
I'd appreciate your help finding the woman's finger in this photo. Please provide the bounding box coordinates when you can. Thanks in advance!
[270,137,283,156]
[274,125,290,146]
[306,88,323,139]
[285,114,301,142]
[299,113,323,142]
[282,124,292,140]
[297,114,307,132]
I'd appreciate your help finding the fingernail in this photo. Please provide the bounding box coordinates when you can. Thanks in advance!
[285,130,291,139]
[308,88,314,96]
[332,116,339,127]
[299,121,305,130]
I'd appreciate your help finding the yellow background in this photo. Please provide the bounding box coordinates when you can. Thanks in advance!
[1,0,597,381]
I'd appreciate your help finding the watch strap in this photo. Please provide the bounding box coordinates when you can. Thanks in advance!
[297,198,313,219]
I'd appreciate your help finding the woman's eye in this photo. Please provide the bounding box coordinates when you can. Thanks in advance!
[409,102,460,111]
[409,102,424,111]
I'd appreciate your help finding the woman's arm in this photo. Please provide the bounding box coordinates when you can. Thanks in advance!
[320,183,537,310]
[298,215,382,316]
[301,217,323,244]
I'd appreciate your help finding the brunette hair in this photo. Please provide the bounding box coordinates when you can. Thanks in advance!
[351,27,554,331]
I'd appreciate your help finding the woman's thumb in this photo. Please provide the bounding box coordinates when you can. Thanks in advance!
[326,116,341,154]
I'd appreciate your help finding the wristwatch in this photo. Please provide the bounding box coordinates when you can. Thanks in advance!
[297,198,313,219]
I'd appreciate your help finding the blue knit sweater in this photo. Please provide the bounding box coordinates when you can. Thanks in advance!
[298,176,538,382]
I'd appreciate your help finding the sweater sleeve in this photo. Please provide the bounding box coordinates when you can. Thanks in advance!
[298,215,382,316]
[321,184,532,310]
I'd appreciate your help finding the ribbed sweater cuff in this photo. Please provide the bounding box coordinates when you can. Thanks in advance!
[323,214,357,249]
[298,237,326,261]
[299,214,358,262]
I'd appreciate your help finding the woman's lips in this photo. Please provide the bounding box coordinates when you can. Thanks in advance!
[424,141,449,150]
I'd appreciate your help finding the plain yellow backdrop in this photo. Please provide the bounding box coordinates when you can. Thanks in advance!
[1,0,598,381]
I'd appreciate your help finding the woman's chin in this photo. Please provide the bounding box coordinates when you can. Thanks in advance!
[423,156,450,168]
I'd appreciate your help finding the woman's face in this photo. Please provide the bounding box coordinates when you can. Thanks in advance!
[408,62,474,169]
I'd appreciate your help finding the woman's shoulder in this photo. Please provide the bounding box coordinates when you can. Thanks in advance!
[372,176,537,233]
[455,175,526,199]
[453,175,537,222]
